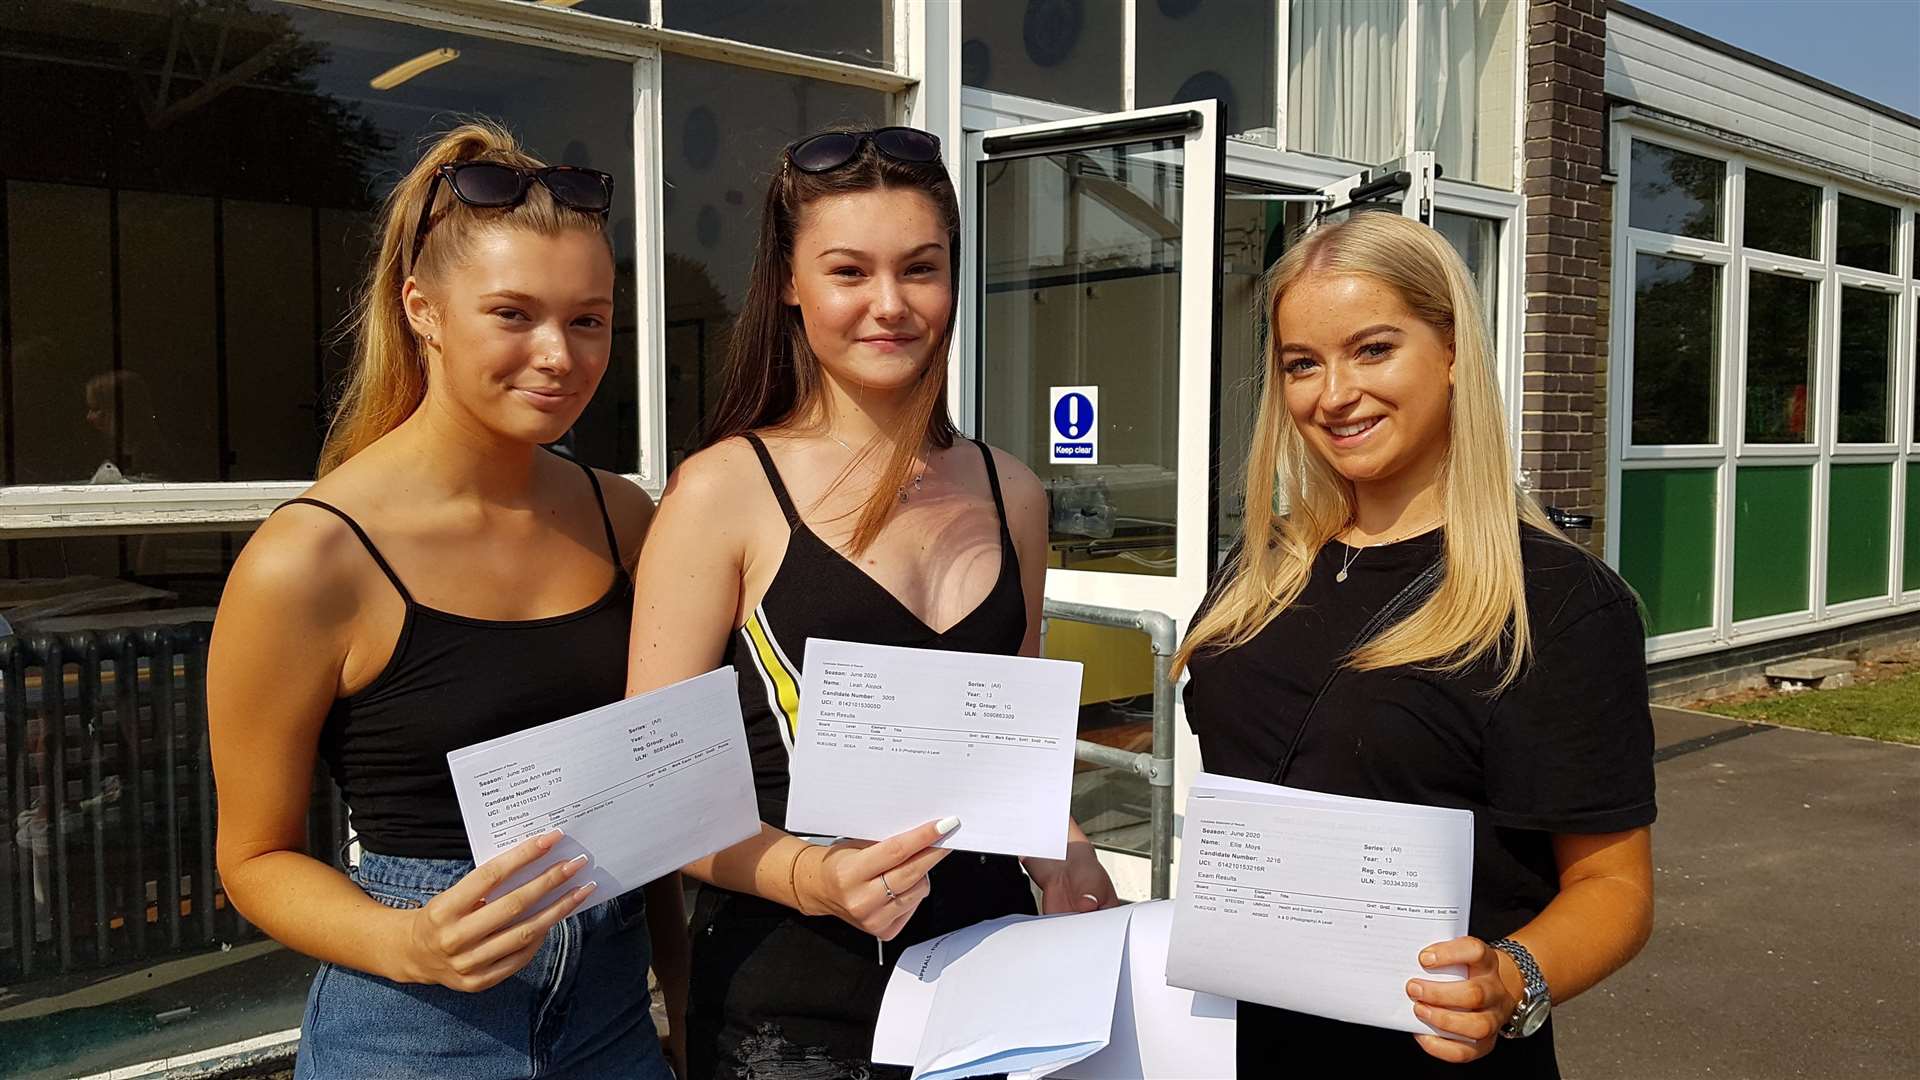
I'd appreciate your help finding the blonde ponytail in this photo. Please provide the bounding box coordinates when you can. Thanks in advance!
[319,119,606,474]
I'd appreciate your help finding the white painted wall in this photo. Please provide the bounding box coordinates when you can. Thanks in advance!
[1606,12,1920,194]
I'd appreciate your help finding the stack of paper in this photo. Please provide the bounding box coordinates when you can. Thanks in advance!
[1166,773,1476,1035]
[785,639,1083,859]
[447,667,761,912]
[873,901,1236,1080]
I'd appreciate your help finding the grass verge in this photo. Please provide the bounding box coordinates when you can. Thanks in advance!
[1701,671,1920,745]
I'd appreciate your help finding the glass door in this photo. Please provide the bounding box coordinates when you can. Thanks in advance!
[963,102,1220,889]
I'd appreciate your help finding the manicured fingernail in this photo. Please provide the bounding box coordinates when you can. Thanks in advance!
[1407,981,1424,1000]
[572,881,599,902]
[1420,951,1437,966]
[564,854,590,871]
[936,816,961,834]
[538,831,561,850]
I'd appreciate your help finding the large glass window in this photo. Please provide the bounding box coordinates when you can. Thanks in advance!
[1631,254,1721,445]
[961,0,1124,111]
[665,0,890,69]
[1742,169,1819,260]
[1628,141,1724,241]
[1837,286,1896,443]
[1836,193,1898,273]
[1288,0,1408,166]
[1744,272,1817,444]
[1136,0,1279,146]
[659,56,888,466]
[2,1,638,484]
[1415,0,1518,188]
[1434,211,1500,324]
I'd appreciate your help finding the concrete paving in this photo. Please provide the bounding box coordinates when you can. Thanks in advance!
[1555,707,1919,1079]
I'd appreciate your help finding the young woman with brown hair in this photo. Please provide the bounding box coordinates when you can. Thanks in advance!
[208,121,680,1078]
[627,127,1118,1078]
[1177,211,1656,1077]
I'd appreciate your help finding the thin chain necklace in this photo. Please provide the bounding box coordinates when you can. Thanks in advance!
[827,431,928,504]
[1335,516,1444,583]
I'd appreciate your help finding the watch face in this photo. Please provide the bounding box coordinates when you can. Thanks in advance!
[1516,995,1552,1037]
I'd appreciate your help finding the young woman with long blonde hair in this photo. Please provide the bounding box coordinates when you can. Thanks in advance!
[1177,211,1655,1077]
[208,122,680,1078]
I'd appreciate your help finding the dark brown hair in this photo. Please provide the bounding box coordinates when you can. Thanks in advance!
[699,130,961,553]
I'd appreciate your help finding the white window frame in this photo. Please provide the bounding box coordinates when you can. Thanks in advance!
[0,0,915,536]
[1607,116,1920,663]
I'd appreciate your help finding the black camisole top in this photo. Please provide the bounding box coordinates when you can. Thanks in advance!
[279,460,632,859]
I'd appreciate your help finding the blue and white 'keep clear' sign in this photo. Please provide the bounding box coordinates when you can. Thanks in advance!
[1048,386,1098,465]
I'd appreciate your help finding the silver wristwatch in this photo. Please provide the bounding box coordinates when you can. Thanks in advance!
[1488,938,1551,1039]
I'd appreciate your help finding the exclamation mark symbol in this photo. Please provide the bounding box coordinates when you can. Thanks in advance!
[1066,394,1081,437]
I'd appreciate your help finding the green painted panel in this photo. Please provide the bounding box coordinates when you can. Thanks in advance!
[1732,466,1812,621]
[1619,468,1717,636]
[1827,463,1893,604]
[1907,464,1920,592]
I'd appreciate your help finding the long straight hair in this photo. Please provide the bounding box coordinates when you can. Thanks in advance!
[1175,212,1562,689]
[319,120,611,475]
[699,132,962,554]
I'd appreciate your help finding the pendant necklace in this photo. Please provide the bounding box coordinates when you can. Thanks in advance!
[1336,516,1444,583]
[828,431,927,504]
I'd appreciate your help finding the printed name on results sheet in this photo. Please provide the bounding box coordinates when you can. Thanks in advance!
[784,638,1082,859]
[447,667,761,915]
[1166,773,1476,1037]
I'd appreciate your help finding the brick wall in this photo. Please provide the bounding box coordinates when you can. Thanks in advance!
[1521,0,1609,553]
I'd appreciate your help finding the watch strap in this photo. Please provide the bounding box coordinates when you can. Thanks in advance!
[1488,937,1550,1038]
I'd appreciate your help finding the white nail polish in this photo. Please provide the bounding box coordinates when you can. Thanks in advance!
[565,854,590,869]
[936,816,961,834]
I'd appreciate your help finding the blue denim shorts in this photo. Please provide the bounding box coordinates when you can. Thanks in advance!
[294,852,672,1080]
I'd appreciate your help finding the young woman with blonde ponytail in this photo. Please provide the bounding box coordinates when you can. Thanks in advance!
[626,128,1117,1078]
[1178,212,1656,1077]
[207,122,679,1078]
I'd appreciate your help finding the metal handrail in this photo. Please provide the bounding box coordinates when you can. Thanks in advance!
[1044,599,1177,900]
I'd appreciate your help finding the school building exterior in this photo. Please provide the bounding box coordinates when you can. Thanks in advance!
[0,1,1915,1075]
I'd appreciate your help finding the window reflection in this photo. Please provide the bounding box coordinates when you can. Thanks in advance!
[667,0,889,68]
[1837,286,1894,443]
[1630,254,1720,446]
[1745,272,1817,444]
[1628,141,1724,241]
[1836,193,1897,274]
[1136,0,1279,145]
[961,0,1124,111]
[2,1,637,485]
[660,55,888,465]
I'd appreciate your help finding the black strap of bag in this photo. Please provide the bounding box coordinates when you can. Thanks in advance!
[1265,555,1446,786]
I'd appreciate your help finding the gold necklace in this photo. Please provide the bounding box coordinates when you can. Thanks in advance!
[1335,517,1444,583]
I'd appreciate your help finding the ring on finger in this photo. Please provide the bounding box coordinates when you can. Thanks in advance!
[880,871,899,903]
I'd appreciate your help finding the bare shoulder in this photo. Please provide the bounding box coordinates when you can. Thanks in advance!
[661,437,765,510]
[585,467,656,567]
[222,501,370,631]
[982,444,1045,511]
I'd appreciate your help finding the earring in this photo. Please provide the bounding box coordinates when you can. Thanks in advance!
[424,333,435,345]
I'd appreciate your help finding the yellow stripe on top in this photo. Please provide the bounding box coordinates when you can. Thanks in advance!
[743,608,802,747]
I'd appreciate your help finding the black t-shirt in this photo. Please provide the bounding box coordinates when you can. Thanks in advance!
[1183,524,1656,1079]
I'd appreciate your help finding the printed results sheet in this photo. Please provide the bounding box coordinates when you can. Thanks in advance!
[785,639,1081,859]
[1166,773,1475,1035]
[447,667,761,912]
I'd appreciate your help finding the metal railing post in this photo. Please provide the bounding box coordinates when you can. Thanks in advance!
[1046,600,1178,900]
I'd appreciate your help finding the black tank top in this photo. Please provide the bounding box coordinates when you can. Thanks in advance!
[280,460,633,859]
[723,432,1029,825]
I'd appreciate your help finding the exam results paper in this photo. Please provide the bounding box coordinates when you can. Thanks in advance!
[447,667,760,913]
[784,639,1082,860]
[1166,773,1476,1036]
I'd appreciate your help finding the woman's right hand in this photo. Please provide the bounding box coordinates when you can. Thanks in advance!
[794,817,960,939]
[396,831,598,991]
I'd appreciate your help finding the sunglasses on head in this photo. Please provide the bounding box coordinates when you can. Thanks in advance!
[784,126,942,175]
[409,161,615,272]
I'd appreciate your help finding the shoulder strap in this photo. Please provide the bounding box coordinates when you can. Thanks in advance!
[1266,554,1445,786]
[742,433,802,528]
[276,497,415,606]
[575,461,624,569]
[971,440,1014,549]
